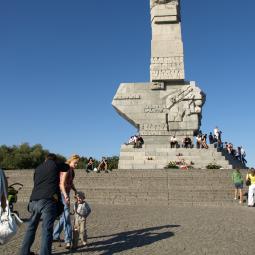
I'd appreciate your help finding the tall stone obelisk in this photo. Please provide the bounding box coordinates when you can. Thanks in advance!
[150,0,184,81]
[112,0,206,169]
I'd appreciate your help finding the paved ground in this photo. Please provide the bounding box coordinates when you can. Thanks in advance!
[1,203,255,255]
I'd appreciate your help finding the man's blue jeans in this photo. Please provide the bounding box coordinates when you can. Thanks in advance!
[53,194,72,243]
[20,199,57,255]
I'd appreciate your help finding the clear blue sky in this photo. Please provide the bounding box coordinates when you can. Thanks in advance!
[0,0,254,166]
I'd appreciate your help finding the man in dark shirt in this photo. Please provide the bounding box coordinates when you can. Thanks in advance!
[20,153,69,255]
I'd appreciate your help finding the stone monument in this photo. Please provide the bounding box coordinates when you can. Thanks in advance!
[113,0,205,144]
[112,1,242,169]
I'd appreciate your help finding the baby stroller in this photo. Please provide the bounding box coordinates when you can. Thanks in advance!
[7,182,23,216]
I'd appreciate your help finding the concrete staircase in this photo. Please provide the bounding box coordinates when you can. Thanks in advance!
[119,144,245,170]
[5,169,248,207]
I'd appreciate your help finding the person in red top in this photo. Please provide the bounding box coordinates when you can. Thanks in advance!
[53,154,80,249]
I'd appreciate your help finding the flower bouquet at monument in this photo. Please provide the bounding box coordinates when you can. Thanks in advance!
[165,161,179,169]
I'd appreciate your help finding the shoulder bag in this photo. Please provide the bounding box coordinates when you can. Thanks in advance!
[0,169,22,245]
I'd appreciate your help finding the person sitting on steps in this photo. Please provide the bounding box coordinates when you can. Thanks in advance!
[86,157,94,173]
[134,135,144,148]
[201,134,208,149]
[170,135,178,148]
[97,157,108,173]
[183,136,192,148]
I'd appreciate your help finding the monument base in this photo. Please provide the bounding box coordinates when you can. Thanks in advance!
[118,144,245,170]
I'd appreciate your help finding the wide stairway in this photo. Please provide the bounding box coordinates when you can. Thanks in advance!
[119,144,245,169]
[5,169,248,207]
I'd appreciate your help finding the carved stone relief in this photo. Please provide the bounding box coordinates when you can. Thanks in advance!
[150,0,179,8]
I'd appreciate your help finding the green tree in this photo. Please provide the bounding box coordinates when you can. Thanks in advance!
[0,143,119,170]
[106,156,119,170]
[0,143,65,170]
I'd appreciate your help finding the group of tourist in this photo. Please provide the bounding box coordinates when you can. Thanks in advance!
[232,168,255,207]
[86,156,109,173]
[196,132,208,149]
[169,132,208,149]
[169,127,247,166]
[194,128,221,149]
[125,128,247,167]
[194,127,222,149]
[17,153,91,254]
[125,134,144,148]
[223,143,247,165]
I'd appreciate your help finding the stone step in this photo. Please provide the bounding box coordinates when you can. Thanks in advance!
[14,189,248,205]
[5,169,249,206]
[119,145,246,170]
[120,148,224,155]
[8,178,242,188]
[118,159,232,165]
[118,163,233,170]
[119,155,229,161]
[5,168,247,177]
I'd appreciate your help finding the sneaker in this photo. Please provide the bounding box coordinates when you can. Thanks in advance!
[239,201,243,204]
[65,243,71,249]
[82,241,87,246]
[234,197,237,200]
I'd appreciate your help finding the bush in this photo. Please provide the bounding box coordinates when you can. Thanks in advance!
[165,161,179,169]
[106,156,119,170]
[206,163,222,169]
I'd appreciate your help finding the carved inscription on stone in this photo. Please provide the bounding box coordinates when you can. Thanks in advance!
[151,57,183,65]
[113,94,141,100]
[140,123,168,131]
[114,100,140,106]
[150,82,165,90]
[140,130,170,136]
[140,122,169,135]
[151,70,184,80]
[144,105,168,113]
[150,57,184,80]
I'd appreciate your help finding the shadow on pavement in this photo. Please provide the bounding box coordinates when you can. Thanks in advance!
[54,224,180,255]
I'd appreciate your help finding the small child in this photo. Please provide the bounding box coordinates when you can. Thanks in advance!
[72,191,91,249]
